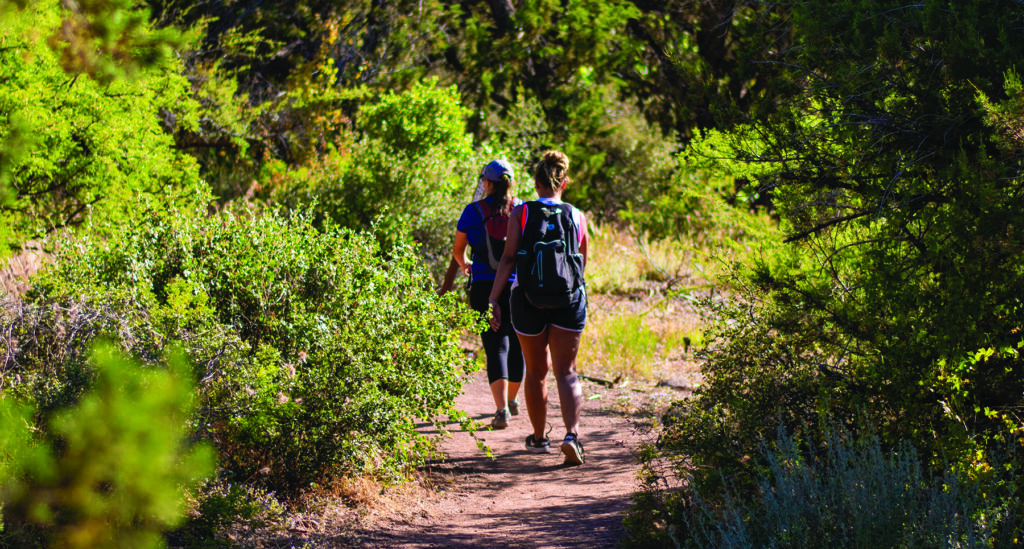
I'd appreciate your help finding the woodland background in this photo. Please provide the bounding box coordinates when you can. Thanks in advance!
[2,0,1024,547]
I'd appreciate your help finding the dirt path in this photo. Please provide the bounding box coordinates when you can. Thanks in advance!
[351,368,645,548]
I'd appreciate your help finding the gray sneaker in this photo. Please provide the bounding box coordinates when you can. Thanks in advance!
[561,433,585,465]
[508,399,520,416]
[490,408,511,429]
[525,434,552,453]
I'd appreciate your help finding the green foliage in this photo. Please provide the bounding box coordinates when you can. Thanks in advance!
[176,29,369,202]
[0,343,214,549]
[170,481,288,548]
[48,0,184,83]
[15,200,478,493]
[976,69,1024,158]
[448,0,643,134]
[1,0,184,83]
[631,0,1024,545]
[279,79,493,274]
[563,98,682,223]
[358,79,469,160]
[614,125,782,248]
[141,0,784,235]
[0,2,202,255]
[139,0,799,233]
[149,0,456,202]
[655,425,1019,549]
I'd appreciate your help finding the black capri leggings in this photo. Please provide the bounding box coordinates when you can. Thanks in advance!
[469,280,525,385]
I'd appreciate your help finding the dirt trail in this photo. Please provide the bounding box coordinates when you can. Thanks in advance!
[352,369,645,548]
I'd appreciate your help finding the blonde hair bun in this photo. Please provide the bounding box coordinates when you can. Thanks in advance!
[535,150,570,192]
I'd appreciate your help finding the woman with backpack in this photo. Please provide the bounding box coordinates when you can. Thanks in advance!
[487,150,588,465]
[445,159,525,430]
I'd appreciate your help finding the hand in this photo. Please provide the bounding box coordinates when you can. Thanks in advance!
[488,300,501,331]
[461,262,472,276]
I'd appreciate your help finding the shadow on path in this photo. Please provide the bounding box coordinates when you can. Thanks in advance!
[350,370,643,549]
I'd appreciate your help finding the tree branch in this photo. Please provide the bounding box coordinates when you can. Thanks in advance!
[784,211,871,243]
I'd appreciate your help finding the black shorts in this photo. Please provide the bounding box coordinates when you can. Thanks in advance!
[510,286,587,336]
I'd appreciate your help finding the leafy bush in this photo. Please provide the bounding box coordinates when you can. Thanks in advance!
[0,1,202,256]
[657,425,1020,549]
[620,128,779,246]
[170,480,288,548]
[11,200,478,493]
[629,0,1024,546]
[276,79,498,276]
[562,95,681,224]
[0,344,214,549]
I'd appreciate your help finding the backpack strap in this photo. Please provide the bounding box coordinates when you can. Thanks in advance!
[564,203,581,252]
[472,199,504,270]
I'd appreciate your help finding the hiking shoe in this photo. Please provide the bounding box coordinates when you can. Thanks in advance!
[525,434,552,453]
[561,433,585,465]
[490,408,511,429]
[508,399,520,416]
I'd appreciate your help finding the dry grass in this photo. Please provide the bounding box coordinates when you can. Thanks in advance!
[576,223,712,387]
[578,293,703,385]
[585,222,724,297]
[1,243,49,298]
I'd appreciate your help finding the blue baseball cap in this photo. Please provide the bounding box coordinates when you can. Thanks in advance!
[481,159,514,181]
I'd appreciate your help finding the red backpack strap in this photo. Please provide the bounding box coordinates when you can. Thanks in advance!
[473,199,488,222]
[476,199,511,239]
[473,199,504,270]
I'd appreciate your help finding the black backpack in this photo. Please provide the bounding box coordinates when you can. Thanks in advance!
[472,198,509,270]
[516,201,585,309]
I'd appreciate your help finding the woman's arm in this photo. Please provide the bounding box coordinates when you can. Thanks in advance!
[438,257,460,295]
[452,231,471,276]
[487,206,523,330]
[440,231,470,296]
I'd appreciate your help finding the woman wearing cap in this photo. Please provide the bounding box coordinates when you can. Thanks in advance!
[445,159,525,429]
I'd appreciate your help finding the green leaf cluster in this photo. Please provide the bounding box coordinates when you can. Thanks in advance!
[275,79,498,273]
[0,344,214,548]
[0,2,202,257]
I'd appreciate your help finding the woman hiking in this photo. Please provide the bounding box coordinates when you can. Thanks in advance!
[445,159,525,429]
[487,150,589,465]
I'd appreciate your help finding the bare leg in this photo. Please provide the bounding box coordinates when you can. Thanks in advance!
[508,380,522,404]
[489,379,509,410]
[548,325,583,436]
[517,329,550,439]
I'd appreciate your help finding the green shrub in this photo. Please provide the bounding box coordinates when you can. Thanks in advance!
[562,97,681,224]
[170,480,287,548]
[0,1,202,256]
[276,79,500,277]
[14,201,478,493]
[629,1,1024,545]
[0,343,214,549]
[658,425,1020,549]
